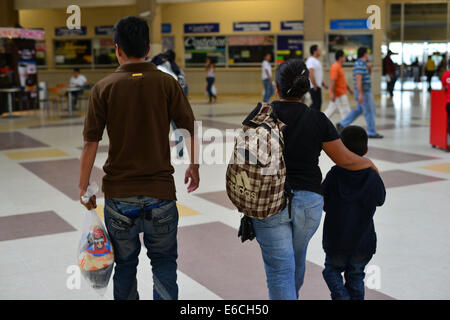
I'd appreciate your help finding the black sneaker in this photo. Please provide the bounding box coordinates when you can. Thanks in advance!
[336,122,344,134]
[368,133,384,139]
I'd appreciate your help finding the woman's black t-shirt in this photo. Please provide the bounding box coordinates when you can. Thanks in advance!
[243,100,340,196]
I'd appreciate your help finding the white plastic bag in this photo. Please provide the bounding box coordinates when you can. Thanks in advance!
[211,85,218,96]
[77,183,114,295]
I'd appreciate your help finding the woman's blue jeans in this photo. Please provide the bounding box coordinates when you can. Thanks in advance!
[251,190,324,300]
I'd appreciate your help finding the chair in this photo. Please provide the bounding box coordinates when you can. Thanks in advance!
[47,87,66,116]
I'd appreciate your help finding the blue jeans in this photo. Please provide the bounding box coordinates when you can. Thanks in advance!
[339,90,377,136]
[104,196,179,300]
[263,79,274,103]
[206,77,216,102]
[322,254,373,300]
[251,190,323,300]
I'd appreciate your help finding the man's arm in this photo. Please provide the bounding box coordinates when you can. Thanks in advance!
[329,79,336,101]
[356,74,363,104]
[309,68,317,89]
[79,141,99,210]
[265,69,272,82]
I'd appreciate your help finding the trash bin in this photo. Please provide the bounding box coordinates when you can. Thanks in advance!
[430,90,449,151]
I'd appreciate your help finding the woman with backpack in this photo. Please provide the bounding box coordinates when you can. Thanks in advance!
[243,59,379,300]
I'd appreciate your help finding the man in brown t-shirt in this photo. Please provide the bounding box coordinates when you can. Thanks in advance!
[78,16,199,300]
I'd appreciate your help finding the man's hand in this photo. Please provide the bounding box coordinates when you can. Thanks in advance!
[184,164,200,193]
[358,93,364,105]
[322,83,328,90]
[348,88,354,95]
[79,189,97,210]
[330,92,336,102]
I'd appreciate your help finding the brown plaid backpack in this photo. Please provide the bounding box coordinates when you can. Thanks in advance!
[226,103,293,220]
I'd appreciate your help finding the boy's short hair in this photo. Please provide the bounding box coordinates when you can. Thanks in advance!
[73,68,80,73]
[340,126,368,156]
[114,16,150,58]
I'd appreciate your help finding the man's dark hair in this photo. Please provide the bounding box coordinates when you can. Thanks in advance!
[275,59,310,99]
[335,50,344,61]
[114,16,150,58]
[340,126,368,156]
[73,68,80,73]
[310,45,318,56]
[357,47,368,59]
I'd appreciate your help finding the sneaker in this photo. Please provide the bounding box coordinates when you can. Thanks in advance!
[335,122,344,134]
[368,133,384,139]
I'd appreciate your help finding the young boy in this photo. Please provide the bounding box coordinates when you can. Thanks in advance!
[79,16,199,300]
[321,125,386,300]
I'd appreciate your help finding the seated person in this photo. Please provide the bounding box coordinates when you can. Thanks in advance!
[69,68,88,109]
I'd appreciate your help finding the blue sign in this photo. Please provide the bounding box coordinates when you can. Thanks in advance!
[95,25,114,36]
[55,26,87,36]
[281,20,304,31]
[330,19,369,30]
[162,23,172,34]
[277,35,303,51]
[233,21,271,32]
[184,23,219,34]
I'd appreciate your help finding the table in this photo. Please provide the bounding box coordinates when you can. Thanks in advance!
[0,87,22,118]
[62,87,82,117]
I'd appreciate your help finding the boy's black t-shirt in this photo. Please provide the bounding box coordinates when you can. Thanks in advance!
[243,101,339,195]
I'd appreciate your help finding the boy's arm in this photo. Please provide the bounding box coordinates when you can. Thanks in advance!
[371,171,386,207]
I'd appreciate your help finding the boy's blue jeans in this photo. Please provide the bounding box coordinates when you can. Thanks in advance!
[104,196,179,300]
[250,190,323,300]
[322,254,373,300]
[339,90,377,136]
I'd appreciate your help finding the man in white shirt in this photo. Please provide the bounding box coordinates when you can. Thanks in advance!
[262,53,274,103]
[69,68,88,110]
[306,45,327,111]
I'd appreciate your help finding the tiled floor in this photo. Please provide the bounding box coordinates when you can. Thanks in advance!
[1,90,449,300]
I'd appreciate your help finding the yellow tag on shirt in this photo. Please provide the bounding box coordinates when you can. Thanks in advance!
[132,73,143,77]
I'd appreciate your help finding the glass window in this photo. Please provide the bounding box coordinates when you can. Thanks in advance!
[93,39,118,67]
[54,39,92,68]
[404,3,447,41]
[227,35,275,67]
[184,36,226,68]
[327,34,373,66]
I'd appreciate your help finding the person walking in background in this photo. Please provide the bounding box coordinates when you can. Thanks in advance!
[79,16,199,300]
[336,47,383,139]
[322,126,386,300]
[69,68,88,110]
[205,57,217,103]
[425,55,436,92]
[383,50,398,98]
[244,59,379,300]
[306,45,327,111]
[323,50,353,120]
[262,53,274,103]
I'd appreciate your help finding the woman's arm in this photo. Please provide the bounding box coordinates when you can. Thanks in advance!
[322,139,378,174]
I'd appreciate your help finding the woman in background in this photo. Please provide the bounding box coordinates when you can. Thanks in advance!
[205,57,217,103]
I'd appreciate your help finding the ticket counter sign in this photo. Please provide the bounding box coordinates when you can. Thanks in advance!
[233,22,271,32]
[184,36,226,67]
[184,23,219,34]
[276,35,303,63]
[281,21,304,31]
[55,26,87,37]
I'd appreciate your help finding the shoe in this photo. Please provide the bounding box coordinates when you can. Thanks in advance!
[368,133,384,139]
[336,122,344,134]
